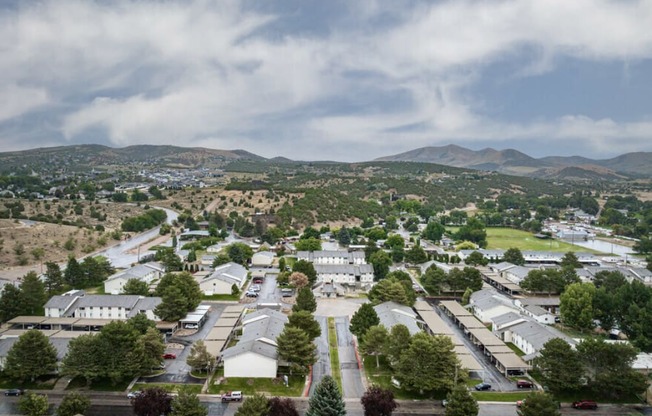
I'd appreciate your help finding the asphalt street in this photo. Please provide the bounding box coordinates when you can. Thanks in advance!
[310,316,331,396]
[334,316,366,399]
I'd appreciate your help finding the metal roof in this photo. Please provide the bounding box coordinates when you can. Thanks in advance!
[440,301,473,316]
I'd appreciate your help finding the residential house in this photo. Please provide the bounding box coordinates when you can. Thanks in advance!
[103,262,164,295]
[313,264,374,288]
[373,301,421,335]
[221,309,288,378]
[198,262,248,296]
[489,312,527,334]
[44,290,162,321]
[499,320,575,361]
[468,289,519,324]
[514,299,557,324]
[252,251,275,268]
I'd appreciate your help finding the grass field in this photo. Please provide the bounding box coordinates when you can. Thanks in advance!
[132,383,203,394]
[447,227,606,254]
[208,375,304,396]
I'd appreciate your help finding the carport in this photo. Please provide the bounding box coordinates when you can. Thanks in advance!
[7,316,47,329]
[214,317,239,328]
[73,318,113,331]
[42,317,80,331]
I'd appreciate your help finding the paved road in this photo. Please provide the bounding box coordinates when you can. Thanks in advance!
[334,316,365,399]
[310,316,331,396]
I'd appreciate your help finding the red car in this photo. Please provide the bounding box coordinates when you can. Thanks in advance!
[162,353,177,359]
[572,400,597,410]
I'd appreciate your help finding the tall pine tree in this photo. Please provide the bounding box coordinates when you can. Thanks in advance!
[306,376,346,416]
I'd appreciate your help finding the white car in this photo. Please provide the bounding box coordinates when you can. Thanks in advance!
[251,284,261,292]
[127,391,142,399]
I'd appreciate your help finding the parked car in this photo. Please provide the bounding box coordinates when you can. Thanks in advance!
[572,400,598,410]
[281,288,294,297]
[245,290,258,297]
[4,389,24,396]
[162,353,177,359]
[127,391,142,399]
[253,277,264,284]
[221,391,243,402]
[474,383,491,391]
[516,379,534,389]
[184,323,199,329]
[251,284,261,292]
[441,399,448,407]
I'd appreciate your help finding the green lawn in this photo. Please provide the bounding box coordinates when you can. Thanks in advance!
[471,391,531,401]
[132,383,202,394]
[327,317,343,392]
[362,354,446,400]
[208,375,305,396]
[486,228,606,253]
[505,343,526,357]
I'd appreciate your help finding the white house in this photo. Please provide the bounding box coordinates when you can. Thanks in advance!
[103,262,164,295]
[469,289,519,324]
[313,264,374,287]
[500,320,575,360]
[297,250,365,265]
[198,262,248,296]
[222,309,288,378]
[489,312,527,334]
[252,251,275,268]
[44,290,162,321]
[514,299,557,324]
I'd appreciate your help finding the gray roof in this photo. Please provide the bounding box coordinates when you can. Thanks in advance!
[505,266,532,280]
[508,320,575,352]
[470,289,514,312]
[221,339,278,360]
[106,263,161,282]
[203,262,247,285]
[523,304,551,317]
[491,312,525,327]
[521,297,561,307]
[46,294,161,317]
[297,250,365,263]
[373,302,421,335]
[44,295,79,311]
[241,315,287,343]
[128,297,162,317]
[492,262,516,272]
[242,309,287,324]
[314,264,373,275]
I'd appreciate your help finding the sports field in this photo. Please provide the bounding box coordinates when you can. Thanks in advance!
[447,227,605,254]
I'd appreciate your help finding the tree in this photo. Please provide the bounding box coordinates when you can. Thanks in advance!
[64,256,84,287]
[289,272,309,289]
[18,393,49,416]
[520,269,565,295]
[61,334,105,385]
[306,375,346,416]
[44,262,64,295]
[123,278,150,296]
[444,385,478,416]
[422,221,445,242]
[231,283,240,296]
[212,254,231,267]
[139,327,166,370]
[337,227,351,246]
[576,337,648,400]
[0,283,24,323]
[361,386,397,416]
[293,287,317,313]
[647,255,652,272]
[227,242,254,265]
[277,327,317,375]
[517,393,560,416]
[367,278,412,306]
[404,245,427,264]
[19,271,46,315]
[295,238,322,252]
[369,250,392,281]
[446,267,483,296]
[56,392,91,416]
[502,248,525,266]
[186,340,216,373]
[395,333,462,393]
[132,387,173,416]
[461,288,473,306]
[349,303,380,340]
[268,397,300,416]
[465,251,487,266]
[560,251,583,268]
[155,272,202,321]
[292,260,317,286]
[535,338,583,394]
[235,393,269,416]
[288,311,321,341]
[128,313,157,335]
[454,217,487,248]
[169,387,207,416]
[386,324,410,366]
[560,283,595,331]
[4,330,58,382]
[421,266,448,295]
[361,325,388,367]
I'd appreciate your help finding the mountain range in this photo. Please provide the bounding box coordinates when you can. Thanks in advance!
[1,143,650,180]
[373,144,652,179]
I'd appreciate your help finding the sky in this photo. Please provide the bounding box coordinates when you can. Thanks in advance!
[1,0,652,162]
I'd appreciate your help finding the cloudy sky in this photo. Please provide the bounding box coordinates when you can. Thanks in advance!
[1,0,652,161]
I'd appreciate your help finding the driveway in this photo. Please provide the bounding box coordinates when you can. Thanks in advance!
[309,316,332,396]
[335,316,365,398]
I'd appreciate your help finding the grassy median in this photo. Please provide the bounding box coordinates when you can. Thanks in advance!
[327,317,343,392]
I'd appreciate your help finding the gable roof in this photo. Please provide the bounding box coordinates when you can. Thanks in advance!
[373,301,421,335]
[490,312,525,327]
[203,262,248,285]
[221,339,279,360]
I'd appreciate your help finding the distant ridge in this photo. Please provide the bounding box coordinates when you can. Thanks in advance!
[374,145,652,178]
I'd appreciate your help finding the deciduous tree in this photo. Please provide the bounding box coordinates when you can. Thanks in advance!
[268,397,299,416]
[535,338,583,394]
[560,283,595,331]
[132,387,172,416]
[186,340,215,373]
[369,250,392,281]
[4,330,58,382]
[56,392,91,416]
[502,248,525,266]
[123,278,150,296]
[18,393,49,416]
[289,272,309,289]
[444,385,478,416]
[169,387,207,416]
[361,326,388,367]
[517,393,560,416]
[361,386,397,416]
[292,260,317,286]
[385,324,410,366]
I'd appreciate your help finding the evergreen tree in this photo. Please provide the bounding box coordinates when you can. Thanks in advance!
[5,330,58,382]
[44,262,64,295]
[276,327,317,375]
[292,287,317,313]
[386,324,411,366]
[560,251,583,268]
[292,260,318,286]
[127,313,157,335]
[306,375,346,416]
[122,278,150,296]
[56,392,91,416]
[349,303,380,341]
[186,340,215,373]
[169,387,208,416]
[0,284,24,323]
[502,247,525,266]
[444,385,479,416]
[535,338,583,394]
[64,256,84,288]
[288,311,321,341]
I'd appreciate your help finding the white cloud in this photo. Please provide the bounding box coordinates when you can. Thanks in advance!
[1,0,652,159]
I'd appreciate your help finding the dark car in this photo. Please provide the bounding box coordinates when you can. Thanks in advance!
[162,353,177,359]
[516,379,534,389]
[4,389,24,396]
[572,400,598,410]
[474,383,491,391]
